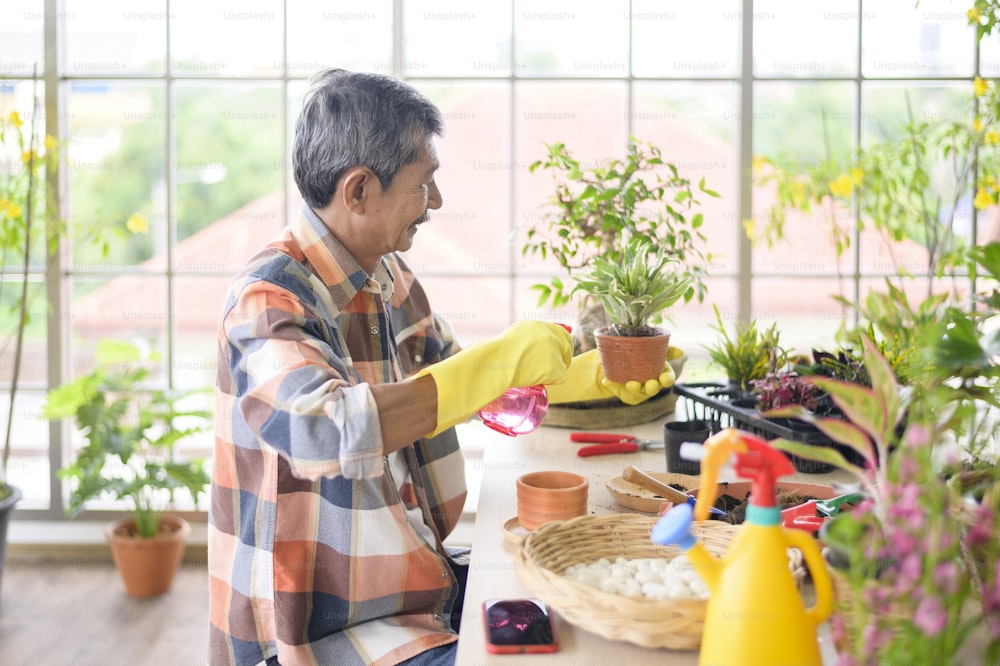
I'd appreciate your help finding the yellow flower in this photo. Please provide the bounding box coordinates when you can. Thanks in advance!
[828,174,854,198]
[7,111,23,128]
[969,7,982,22]
[21,149,38,164]
[974,76,989,97]
[975,117,984,133]
[974,186,994,210]
[850,168,864,186]
[987,130,1000,145]
[751,155,769,172]
[0,198,23,218]
[44,135,57,152]
[125,212,149,234]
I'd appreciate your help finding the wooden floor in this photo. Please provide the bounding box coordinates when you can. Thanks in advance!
[0,558,208,666]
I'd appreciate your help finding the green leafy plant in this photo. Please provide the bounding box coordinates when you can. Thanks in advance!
[44,339,211,538]
[524,137,718,310]
[570,236,690,337]
[703,305,786,391]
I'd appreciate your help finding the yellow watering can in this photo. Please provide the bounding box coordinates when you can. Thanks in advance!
[651,428,833,666]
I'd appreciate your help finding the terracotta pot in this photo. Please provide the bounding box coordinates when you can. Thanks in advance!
[106,514,190,597]
[516,471,589,531]
[594,327,671,384]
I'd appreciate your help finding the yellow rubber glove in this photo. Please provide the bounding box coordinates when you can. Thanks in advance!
[413,321,573,437]
[545,349,676,406]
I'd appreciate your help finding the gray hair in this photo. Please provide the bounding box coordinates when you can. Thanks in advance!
[293,69,444,209]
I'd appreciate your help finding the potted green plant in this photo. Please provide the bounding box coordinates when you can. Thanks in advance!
[703,305,786,393]
[44,339,211,597]
[523,137,718,351]
[570,235,691,384]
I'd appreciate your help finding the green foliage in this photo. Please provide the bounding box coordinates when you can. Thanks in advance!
[703,305,786,391]
[70,86,283,268]
[570,236,690,337]
[45,339,211,538]
[523,137,717,309]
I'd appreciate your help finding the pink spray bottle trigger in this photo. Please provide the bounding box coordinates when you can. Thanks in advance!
[731,435,795,509]
[478,323,572,437]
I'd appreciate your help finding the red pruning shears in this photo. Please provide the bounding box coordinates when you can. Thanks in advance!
[571,432,665,457]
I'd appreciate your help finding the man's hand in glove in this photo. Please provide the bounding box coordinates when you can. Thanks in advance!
[412,321,573,437]
[545,348,678,406]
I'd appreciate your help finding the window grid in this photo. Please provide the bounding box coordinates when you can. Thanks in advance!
[3,0,983,521]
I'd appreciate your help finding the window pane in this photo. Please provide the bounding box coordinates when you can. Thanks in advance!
[751,278,845,353]
[64,0,166,75]
[632,0,739,78]
[67,81,166,268]
[862,0,976,77]
[754,0,859,77]
[0,1,44,74]
[71,276,169,350]
[515,80,628,275]
[0,281,48,386]
[633,82,739,274]
[171,0,283,77]
[861,82,975,258]
[287,1,392,78]
[0,391,50,509]
[754,81,858,162]
[405,81,512,271]
[514,0,628,77]
[174,82,283,249]
[982,34,1000,78]
[173,276,228,392]
[417,276,510,345]
[405,0,513,77]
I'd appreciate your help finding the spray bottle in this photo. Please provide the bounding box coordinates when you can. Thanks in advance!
[651,428,833,666]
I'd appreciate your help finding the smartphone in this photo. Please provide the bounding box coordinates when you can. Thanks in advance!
[482,598,559,654]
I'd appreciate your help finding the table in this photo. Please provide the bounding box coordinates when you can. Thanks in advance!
[453,418,845,665]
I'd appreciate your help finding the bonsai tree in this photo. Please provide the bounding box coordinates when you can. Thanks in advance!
[523,137,718,349]
[44,339,211,538]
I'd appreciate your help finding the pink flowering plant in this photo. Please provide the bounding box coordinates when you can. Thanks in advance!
[767,281,1000,664]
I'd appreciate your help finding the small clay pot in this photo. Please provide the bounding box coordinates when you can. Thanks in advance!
[516,471,589,531]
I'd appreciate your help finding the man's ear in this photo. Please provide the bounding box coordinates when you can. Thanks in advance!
[339,166,378,215]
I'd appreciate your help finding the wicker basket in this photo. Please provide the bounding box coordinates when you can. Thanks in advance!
[515,513,737,650]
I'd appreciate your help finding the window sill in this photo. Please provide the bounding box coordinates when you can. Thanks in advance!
[6,513,474,563]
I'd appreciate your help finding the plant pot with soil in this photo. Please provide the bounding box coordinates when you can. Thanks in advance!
[44,339,211,597]
[572,236,691,383]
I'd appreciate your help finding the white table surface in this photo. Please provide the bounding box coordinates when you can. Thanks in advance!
[453,416,844,665]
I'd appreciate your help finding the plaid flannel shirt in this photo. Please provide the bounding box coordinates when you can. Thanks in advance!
[209,206,467,665]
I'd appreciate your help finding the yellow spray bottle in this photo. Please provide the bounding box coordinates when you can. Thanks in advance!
[651,428,833,666]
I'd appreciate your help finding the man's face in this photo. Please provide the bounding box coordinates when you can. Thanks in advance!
[369,138,442,254]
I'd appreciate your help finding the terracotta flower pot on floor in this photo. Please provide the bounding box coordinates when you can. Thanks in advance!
[106,514,190,597]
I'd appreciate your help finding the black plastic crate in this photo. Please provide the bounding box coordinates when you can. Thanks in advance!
[673,382,843,474]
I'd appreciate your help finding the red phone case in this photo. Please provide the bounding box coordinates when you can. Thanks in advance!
[482,598,559,654]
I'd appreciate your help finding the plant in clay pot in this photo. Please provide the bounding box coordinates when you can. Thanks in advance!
[44,339,211,596]
[570,235,691,384]
[523,137,717,352]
